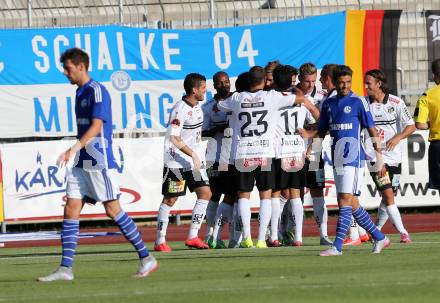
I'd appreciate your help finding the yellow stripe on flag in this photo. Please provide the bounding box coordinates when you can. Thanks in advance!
[345,10,366,95]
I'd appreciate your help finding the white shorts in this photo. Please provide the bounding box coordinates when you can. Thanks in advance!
[333,166,364,196]
[66,167,121,203]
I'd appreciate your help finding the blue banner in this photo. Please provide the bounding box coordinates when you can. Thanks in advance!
[0,12,345,85]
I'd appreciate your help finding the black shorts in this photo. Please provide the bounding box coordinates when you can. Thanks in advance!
[429,141,440,190]
[274,158,306,191]
[162,167,210,197]
[207,163,237,196]
[233,158,275,192]
[305,157,325,189]
[369,163,401,192]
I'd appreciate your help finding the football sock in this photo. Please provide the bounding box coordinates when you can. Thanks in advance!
[212,202,233,243]
[333,206,352,252]
[376,202,388,230]
[188,199,209,239]
[60,219,79,268]
[156,203,171,245]
[115,211,149,258]
[353,206,385,241]
[205,200,219,239]
[386,204,408,234]
[238,198,252,239]
[312,196,328,238]
[349,216,360,240]
[270,197,281,241]
[290,198,304,242]
[258,199,271,242]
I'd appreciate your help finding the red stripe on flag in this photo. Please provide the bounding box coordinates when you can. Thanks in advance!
[362,10,384,94]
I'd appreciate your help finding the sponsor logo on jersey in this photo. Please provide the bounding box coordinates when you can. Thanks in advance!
[330,123,353,130]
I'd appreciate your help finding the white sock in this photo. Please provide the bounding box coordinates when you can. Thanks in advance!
[188,199,209,239]
[270,197,281,241]
[212,203,233,243]
[258,199,272,242]
[205,200,219,240]
[376,202,388,230]
[386,204,408,234]
[312,196,328,238]
[156,203,171,245]
[349,216,360,240]
[290,198,304,242]
[238,198,252,239]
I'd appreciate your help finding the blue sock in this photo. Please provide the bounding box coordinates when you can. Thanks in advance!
[333,206,352,252]
[352,207,385,241]
[60,219,79,268]
[115,211,149,258]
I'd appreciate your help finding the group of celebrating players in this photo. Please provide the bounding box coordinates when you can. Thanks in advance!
[155,61,415,256]
[38,48,419,282]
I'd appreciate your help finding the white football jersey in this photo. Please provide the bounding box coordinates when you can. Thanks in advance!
[364,94,415,165]
[202,98,230,163]
[164,99,205,169]
[218,90,296,160]
[274,95,315,158]
[307,86,326,111]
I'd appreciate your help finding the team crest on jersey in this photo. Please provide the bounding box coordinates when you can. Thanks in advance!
[80,99,89,108]
[187,111,193,117]
[387,107,395,114]
[344,106,352,114]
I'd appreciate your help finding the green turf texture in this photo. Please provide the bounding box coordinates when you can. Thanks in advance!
[1,232,440,303]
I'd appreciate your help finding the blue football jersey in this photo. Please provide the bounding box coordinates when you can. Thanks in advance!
[318,92,375,168]
[74,79,116,170]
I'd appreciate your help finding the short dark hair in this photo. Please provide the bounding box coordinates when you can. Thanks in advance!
[213,71,228,84]
[264,60,280,74]
[273,65,296,91]
[235,72,249,92]
[321,64,337,79]
[183,73,206,95]
[248,66,266,87]
[60,47,90,71]
[332,65,353,83]
[365,69,389,94]
[432,58,440,78]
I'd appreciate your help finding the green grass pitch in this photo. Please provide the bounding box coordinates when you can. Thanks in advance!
[1,232,440,303]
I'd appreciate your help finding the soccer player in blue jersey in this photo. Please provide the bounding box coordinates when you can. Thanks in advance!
[318,65,390,256]
[38,48,157,281]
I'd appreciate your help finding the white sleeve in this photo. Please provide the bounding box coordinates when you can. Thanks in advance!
[272,90,296,110]
[304,106,316,124]
[168,103,186,137]
[398,100,415,127]
[217,93,236,112]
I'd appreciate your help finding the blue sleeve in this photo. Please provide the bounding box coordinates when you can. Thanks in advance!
[359,99,375,129]
[318,100,329,135]
[92,85,111,122]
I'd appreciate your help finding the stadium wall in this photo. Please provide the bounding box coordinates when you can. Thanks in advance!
[0,131,437,224]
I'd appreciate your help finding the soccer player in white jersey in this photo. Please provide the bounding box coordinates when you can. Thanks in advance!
[202,71,236,249]
[318,65,390,256]
[269,65,320,247]
[218,66,306,248]
[364,69,415,243]
[38,48,158,281]
[296,63,331,246]
[155,73,212,252]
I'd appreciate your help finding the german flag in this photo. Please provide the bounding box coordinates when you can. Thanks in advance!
[345,10,402,96]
